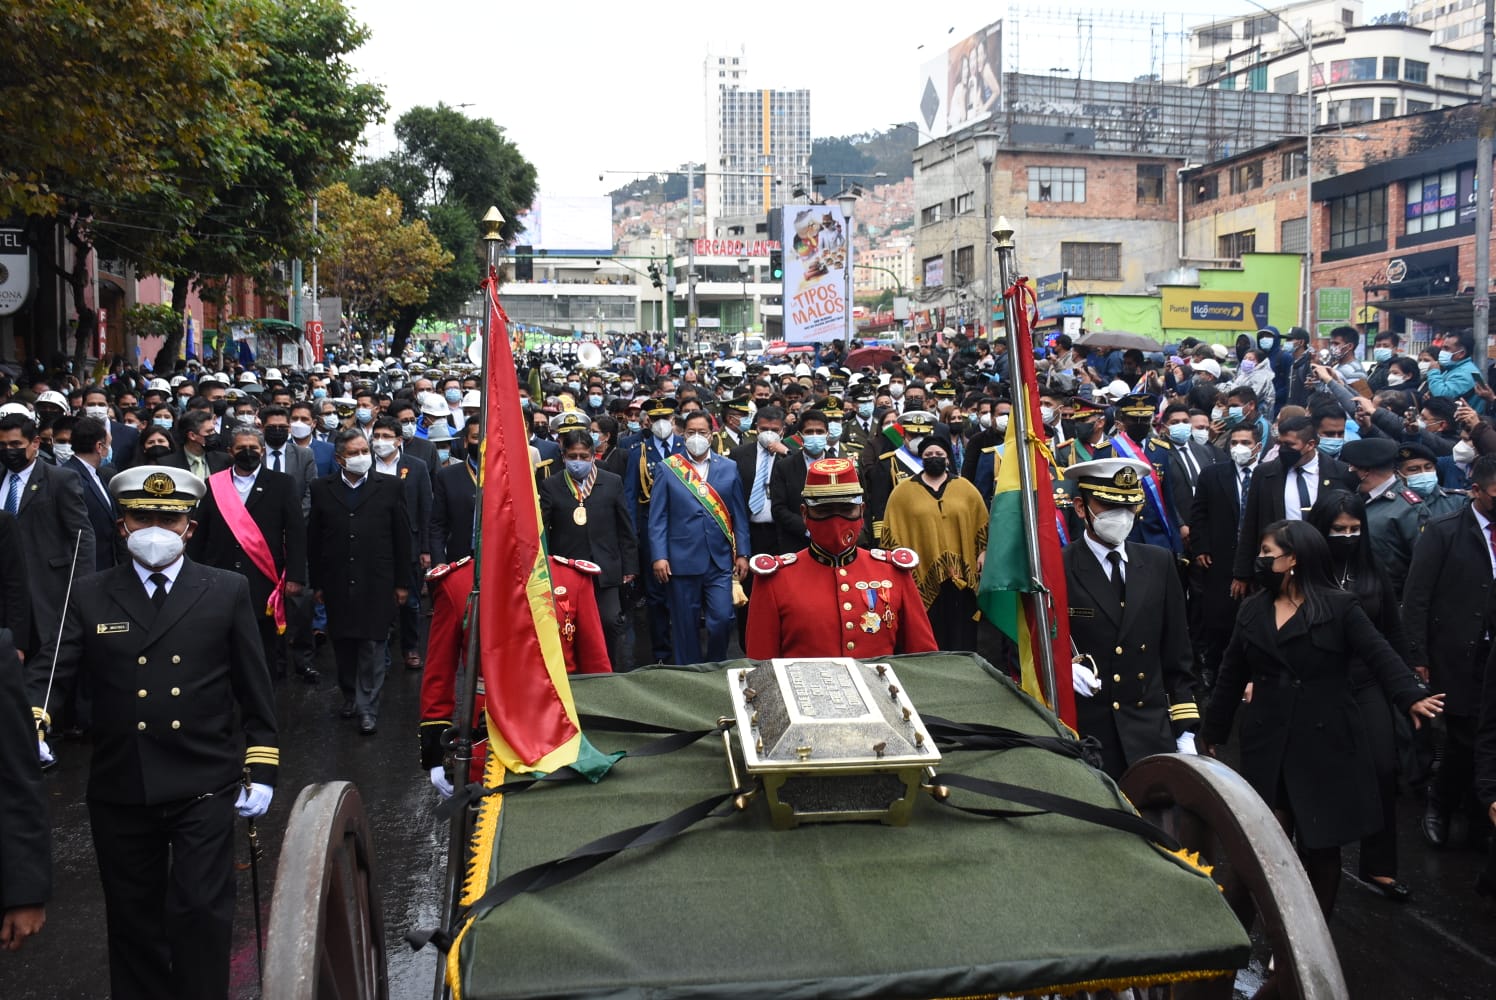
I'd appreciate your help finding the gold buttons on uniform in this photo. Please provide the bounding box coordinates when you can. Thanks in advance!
[171,721,181,730]
[1112,702,1120,710]
[839,569,847,577]
[171,687,181,697]
[846,641,855,650]
[840,583,850,592]
[1139,644,1146,652]
[1137,673,1145,680]
[137,721,147,731]
[1113,674,1121,683]
[172,655,181,664]
[1114,646,1123,655]
[1136,701,1144,708]
[137,656,147,665]
[137,689,147,698]
[845,622,854,630]
[843,603,853,611]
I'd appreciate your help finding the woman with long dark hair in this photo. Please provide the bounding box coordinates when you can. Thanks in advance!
[592,415,627,479]
[1202,520,1443,918]
[1307,490,1411,901]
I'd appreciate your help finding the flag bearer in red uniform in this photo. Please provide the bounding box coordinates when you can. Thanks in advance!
[746,457,937,659]
[418,554,609,795]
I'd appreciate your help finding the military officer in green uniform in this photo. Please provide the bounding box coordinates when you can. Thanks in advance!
[33,465,278,1000]
[713,396,754,455]
[1341,437,1427,597]
[1062,458,1201,780]
[822,396,857,459]
[1396,442,1468,520]
[839,382,877,455]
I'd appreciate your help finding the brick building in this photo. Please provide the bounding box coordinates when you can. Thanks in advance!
[1183,103,1493,340]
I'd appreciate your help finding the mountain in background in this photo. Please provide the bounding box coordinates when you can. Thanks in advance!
[607,124,917,207]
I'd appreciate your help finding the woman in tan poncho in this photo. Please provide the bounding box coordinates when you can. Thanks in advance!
[879,434,988,650]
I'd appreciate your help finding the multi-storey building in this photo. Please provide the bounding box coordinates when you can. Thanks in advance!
[703,47,811,233]
[1409,0,1487,51]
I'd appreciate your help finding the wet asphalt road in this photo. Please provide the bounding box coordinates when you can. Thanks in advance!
[3,618,1496,998]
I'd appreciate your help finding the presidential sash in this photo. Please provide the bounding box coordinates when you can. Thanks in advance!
[663,454,736,556]
[1109,432,1180,552]
[207,470,288,633]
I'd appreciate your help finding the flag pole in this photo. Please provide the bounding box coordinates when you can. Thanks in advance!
[433,205,505,1000]
[992,216,1060,714]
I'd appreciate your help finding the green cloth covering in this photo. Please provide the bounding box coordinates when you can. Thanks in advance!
[458,653,1250,1000]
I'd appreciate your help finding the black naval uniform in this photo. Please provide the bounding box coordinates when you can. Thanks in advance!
[40,558,278,1000]
[1064,536,1200,779]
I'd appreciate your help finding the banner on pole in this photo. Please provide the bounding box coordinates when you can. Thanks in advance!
[782,205,852,343]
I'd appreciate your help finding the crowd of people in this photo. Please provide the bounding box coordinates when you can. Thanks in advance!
[2,317,1496,990]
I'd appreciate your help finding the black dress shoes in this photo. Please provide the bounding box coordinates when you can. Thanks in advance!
[1422,795,1449,848]
[340,699,356,719]
[358,715,377,735]
[1356,875,1411,902]
[296,664,320,684]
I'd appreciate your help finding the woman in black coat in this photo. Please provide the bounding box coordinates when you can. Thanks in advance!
[1308,490,1411,901]
[591,415,628,480]
[1202,519,1443,918]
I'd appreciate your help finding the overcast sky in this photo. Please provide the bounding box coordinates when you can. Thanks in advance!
[346,0,1407,201]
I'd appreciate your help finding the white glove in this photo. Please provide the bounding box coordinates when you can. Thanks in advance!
[1071,661,1101,698]
[429,765,454,799]
[1175,732,1198,755]
[235,782,274,818]
[37,738,54,766]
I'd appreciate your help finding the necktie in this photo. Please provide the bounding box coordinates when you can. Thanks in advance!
[1238,466,1252,538]
[3,474,18,515]
[1295,467,1312,515]
[751,449,772,515]
[149,572,169,610]
[1106,551,1126,609]
[271,449,282,473]
[1487,523,1496,574]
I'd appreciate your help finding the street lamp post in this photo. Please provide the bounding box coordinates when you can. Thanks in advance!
[837,191,858,345]
[737,256,751,334]
[974,131,1000,342]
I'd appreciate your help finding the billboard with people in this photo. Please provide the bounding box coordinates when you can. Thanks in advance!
[917,21,1001,140]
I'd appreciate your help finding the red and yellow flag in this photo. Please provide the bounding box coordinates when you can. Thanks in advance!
[477,270,582,772]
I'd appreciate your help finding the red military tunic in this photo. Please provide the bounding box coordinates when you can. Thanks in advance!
[419,555,610,781]
[745,546,938,659]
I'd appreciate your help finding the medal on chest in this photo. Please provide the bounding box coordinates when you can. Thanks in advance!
[859,586,883,634]
[573,506,587,525]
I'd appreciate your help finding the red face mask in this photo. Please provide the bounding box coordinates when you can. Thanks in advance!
[807,514,862,554]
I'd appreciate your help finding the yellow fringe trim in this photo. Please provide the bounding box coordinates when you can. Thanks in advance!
[931,965,1235,999]
[445,719,508,1000]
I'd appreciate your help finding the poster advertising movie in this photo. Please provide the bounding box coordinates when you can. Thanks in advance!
[782,205,852,343]
[917,21,1001,140]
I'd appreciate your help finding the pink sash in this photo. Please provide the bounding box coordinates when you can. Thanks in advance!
[208,470,287,633]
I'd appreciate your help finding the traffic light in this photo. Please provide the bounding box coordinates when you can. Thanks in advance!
[648,263,662,288]
[514,245,534,281]
[769,249,784,282]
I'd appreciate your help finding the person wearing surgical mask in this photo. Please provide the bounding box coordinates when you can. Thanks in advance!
[1337,436,1424,598]
[82,385,140,468]
[879,434,988,651]
[1394,442,1466,519]
[1366,331,1404,393]
[768,409,838,553]
[308,429,412,735]
[625,400,686,665]
[1062,457,1201,780]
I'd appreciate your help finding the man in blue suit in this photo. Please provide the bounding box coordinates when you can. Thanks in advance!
[624,398,685,662]
[648,410,750,664]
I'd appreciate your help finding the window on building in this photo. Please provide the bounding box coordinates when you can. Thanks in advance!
[1218,230,1257,259]
[920,203,944,225]
[1405,169,1462,235]
[1380,98,1398,119]
[953,245,976,285]
[1330,57,1378,83]
[1244,13,1278,38]
[1328,189,1386,250]
[1061,242,1121,281]
[1341,7,1354,27]
[1328,98,1375,124]
[1274,70,1299,94]
[1245,64,1268,92]
[1197,23,1234,47]
[1406,60,1429,84]
[955,192,975,214]
[1382,57,1400,80]
[1136,163,1166,205]
[922,255,945,287]
[1280,217,1308,254]
[1408,99,1433,114]
[1230,160,1264,194]
[1193,174,1219,203]
[1281,150,1307,181]
[1028,166,1086,202]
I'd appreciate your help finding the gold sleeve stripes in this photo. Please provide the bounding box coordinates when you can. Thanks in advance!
[244,746,281,767]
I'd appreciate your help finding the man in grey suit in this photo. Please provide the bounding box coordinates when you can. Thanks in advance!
[0,413,94,662]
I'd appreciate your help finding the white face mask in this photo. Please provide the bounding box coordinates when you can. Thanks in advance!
[289,420,313,440]
[127,524,187,569]
[978,413,993,429]
[1089,508,1135,547]
[400,422,417,439]
[1190,427,1211,446]
[52,442,74,463]
[1040,406,1057,426]
[343,453,373,476]
[1452,440,1477,464]
[756,430,781,449]
[684,433,711,458]
[1386,374,1407,387]
[889,383,905,398]
[994,414,1010,433]
[1229,443,1256,467]
[84,405,109,421]
[371,439,398,459]
[651,418,674,441]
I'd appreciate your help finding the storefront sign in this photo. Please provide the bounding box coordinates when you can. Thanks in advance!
[0,229,34,317]
[1160,288,1268,331]
[1315,287,1353,323]
[693,239,781,258]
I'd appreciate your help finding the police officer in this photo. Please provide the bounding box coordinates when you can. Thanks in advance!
[841,381,877,454]
[623,398,684,663]
[746,457,936,658]
[34,465,277,1000]
[1062,458,1200,780]
[1396,442,1468,520]
[713,397,754,455]
[1341,437,1425,597]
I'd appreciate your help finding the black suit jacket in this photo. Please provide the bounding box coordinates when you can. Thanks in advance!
[403,436,439,483]
[0,513,31,653]
[186,468,308,617]
[158,447,232,476]
[1063,539,1197,778]
[108,420,139,469]
[1401,506,1495,715]
[1169,439,1223,534]
[41,559,278,803]
[307,473,411,640]
[12,460,95,658]
[538,469,637,586]
[377,454,432,563]
[430,462,477,565]
[1231,454,1351,580]
[63,456,120,571]
[1190,461,1253,626]
[0,623,49,910]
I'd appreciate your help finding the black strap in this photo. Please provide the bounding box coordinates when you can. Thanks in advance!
[410,784,751,953]
[930,771,1180,852]
[920,715,1098,765]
